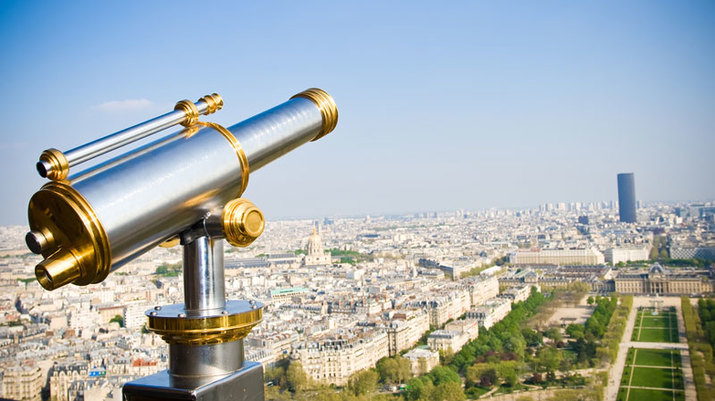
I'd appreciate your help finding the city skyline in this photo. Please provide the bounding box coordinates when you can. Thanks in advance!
[0,199,713,400]
[1,2,714,225]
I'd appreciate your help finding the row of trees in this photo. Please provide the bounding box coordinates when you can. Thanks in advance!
[681,296,715,401]
[154,262,181,277]
[405,366,463,401]
[597,295,632,365]
[615,258,711,268]
[565,296,616,341]
[266,359,465,401]
[265,361,310,393]
[697,298,715,348]
[564,296,618,366]
[448,288,549,375]
[648,235,669,260]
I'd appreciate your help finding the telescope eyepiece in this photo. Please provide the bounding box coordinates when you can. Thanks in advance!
[26,230,53,254]
[37,148,69,181]
[35,249,82,291]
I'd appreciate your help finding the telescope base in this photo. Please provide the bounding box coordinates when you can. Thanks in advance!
[122,361,264,401]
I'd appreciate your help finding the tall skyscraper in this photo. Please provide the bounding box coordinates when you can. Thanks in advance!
[617,173,636,223]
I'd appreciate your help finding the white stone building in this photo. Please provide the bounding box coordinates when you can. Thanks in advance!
[509,248,605,265]
[404,348,440,376]
[604,247,650,265]
[291,330,389,385]
[466,297,512,329]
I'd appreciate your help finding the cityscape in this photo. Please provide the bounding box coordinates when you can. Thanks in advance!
[1,178,714,400]
[1,3,713,401]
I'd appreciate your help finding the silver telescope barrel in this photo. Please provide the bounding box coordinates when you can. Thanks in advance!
[36,93,224,181]
[26,88,338,291]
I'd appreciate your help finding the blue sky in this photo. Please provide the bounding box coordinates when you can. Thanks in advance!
[1,1,714,224]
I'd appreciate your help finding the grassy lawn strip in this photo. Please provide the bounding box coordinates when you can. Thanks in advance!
[634,349,677,368]
[627,388,685,401]
[641,316,670,326]
[631,308,679,343]
[618,347,686,401]
[631,366,682,390]
[637,328,674,343]
[620,365,633,386]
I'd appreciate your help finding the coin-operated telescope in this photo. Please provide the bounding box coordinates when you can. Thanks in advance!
[26,88,338,400]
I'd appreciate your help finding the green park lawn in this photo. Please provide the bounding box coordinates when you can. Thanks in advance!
[618,348,685,401]
[636,328,677,342]
[634,349,680,367]
[631,309,679,343]
[630,366,683,390]
[640,315,670,326]
[626,388,685,401]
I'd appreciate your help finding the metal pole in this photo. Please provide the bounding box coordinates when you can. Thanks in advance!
[183,236,226,314]
[124,228,263,399]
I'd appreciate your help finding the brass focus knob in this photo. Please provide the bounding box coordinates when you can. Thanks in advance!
[222,198,265,247]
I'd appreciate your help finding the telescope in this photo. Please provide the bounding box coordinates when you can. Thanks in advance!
[25,88,338,400]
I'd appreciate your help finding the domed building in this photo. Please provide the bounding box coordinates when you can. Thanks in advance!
[303,225,331,266]
[613,263,714,295]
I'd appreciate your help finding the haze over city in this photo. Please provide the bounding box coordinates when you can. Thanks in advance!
[1,1,714,225]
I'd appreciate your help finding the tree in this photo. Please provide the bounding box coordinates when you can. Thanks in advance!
[377,356,411,385]
[285,361,307,392]
[427,366,460,386]
[439,348,454,365]
[264,366,285,387]
[265,386,292,401]
[406,377,434,401]
[465,365,480,387]
[394,356,412,383]
[503,335,526,357]
[406,378,424,401]
[535,346,562,372]
[565,324,584,340]
[503,372,519,388]
[545,327,562,343]
[313,390,341,401]
[377,357,398,384]
[587,296,594,305]
[109,315,124,327]
[348,369,378,396]
[432,381,465,401]
[480,368,498,387]
[522,328,542,347]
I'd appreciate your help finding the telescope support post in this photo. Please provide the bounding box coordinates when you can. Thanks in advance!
[184,235,226,314]
[123,230,264,401]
